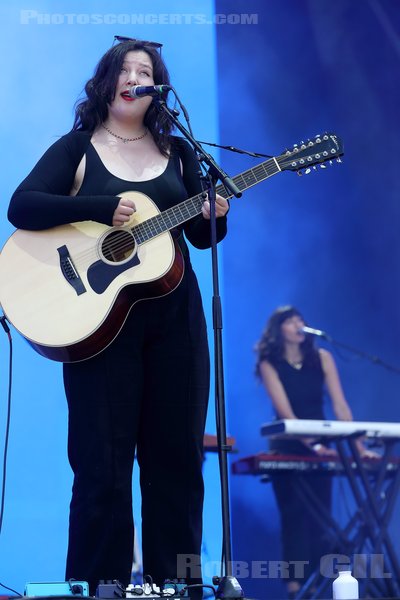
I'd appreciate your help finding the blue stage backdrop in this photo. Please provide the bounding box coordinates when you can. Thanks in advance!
[216,0,400,598]
[0,1,400,599]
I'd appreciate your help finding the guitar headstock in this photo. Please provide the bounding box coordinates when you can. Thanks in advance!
[278,133,344,174]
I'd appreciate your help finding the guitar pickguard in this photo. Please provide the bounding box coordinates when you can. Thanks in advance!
[87,253,140,294]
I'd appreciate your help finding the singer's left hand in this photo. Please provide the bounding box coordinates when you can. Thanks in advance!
[201,193,229,220]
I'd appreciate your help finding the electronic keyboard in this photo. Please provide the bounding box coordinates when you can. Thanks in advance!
[261,419,400,439]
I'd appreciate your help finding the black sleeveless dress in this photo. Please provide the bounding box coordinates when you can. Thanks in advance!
[63,143,211,596]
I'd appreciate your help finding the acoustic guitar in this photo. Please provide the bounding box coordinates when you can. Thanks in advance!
[0,133,343,362]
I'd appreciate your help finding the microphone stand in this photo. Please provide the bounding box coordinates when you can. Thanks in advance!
[152,97,246,599]
[319,332,400,375]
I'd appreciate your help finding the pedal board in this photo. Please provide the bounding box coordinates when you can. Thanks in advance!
[23,580,187,599]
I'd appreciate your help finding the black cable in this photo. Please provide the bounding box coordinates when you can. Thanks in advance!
[0,580,22,596]
[167,86,194,138]
[0,316,17,597]
[0,315,12,537]
[196,139,273,159]
[141,574,174,597]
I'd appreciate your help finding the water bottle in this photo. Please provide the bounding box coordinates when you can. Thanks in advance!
[332,569,359,599]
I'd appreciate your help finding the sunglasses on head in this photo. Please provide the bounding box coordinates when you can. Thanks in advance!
[113,35,163,54]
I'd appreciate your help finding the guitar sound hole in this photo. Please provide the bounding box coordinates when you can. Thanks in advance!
[101,230,136,264]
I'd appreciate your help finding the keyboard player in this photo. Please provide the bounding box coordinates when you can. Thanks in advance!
[254,305,377,599]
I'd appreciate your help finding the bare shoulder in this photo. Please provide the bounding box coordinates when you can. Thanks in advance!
[318,348,337,372]
[259,359,275,372]
[318,347,331,361]
[259,359,279,379]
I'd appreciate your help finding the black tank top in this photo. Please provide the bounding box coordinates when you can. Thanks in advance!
[270,357,325,455]
[78,143,189,211]
[274,359,325,420]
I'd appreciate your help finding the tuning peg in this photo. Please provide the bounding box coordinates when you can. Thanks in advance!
[305,168,311,174]
[297,170,303,176]
[320,164,327,169]
[336,158,342,163]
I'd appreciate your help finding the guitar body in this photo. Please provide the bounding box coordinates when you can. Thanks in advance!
[0,191,184,362]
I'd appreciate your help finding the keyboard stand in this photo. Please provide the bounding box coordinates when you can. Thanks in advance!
[335,436,400,599]
[296,433,400,600]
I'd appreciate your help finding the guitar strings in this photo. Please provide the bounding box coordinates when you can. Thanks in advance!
[70,193,206,268]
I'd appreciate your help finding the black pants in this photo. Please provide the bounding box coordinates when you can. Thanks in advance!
[270,441,332,586]
[63,268,209,597]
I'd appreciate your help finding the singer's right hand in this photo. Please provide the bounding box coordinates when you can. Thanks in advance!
[113,197,136,227]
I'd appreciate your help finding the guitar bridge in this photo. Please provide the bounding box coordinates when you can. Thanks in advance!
[57,245,86,295]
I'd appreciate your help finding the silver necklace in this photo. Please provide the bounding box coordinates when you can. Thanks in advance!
[102,124,148,143]
[287,359,303,370]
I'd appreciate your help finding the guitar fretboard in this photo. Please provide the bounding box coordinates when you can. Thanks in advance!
[131,156,281,244]
[217,157,281,198]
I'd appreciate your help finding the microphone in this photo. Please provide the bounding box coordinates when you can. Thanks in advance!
[300,326,327,337]
[128,85,171,98]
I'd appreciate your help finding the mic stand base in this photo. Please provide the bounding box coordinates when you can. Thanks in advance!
[213,575,244,599]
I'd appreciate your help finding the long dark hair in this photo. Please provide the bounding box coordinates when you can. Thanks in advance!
[72,40,173,156]
[254,305,320,377]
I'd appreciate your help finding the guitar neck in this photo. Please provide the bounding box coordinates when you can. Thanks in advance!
[131,156,281,244]
[131,132,343,243]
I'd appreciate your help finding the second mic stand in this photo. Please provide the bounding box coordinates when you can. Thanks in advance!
[153,97,245,599]
[319,332,400,375]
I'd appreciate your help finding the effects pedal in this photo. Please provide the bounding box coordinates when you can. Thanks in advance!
[24,581,89,596]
